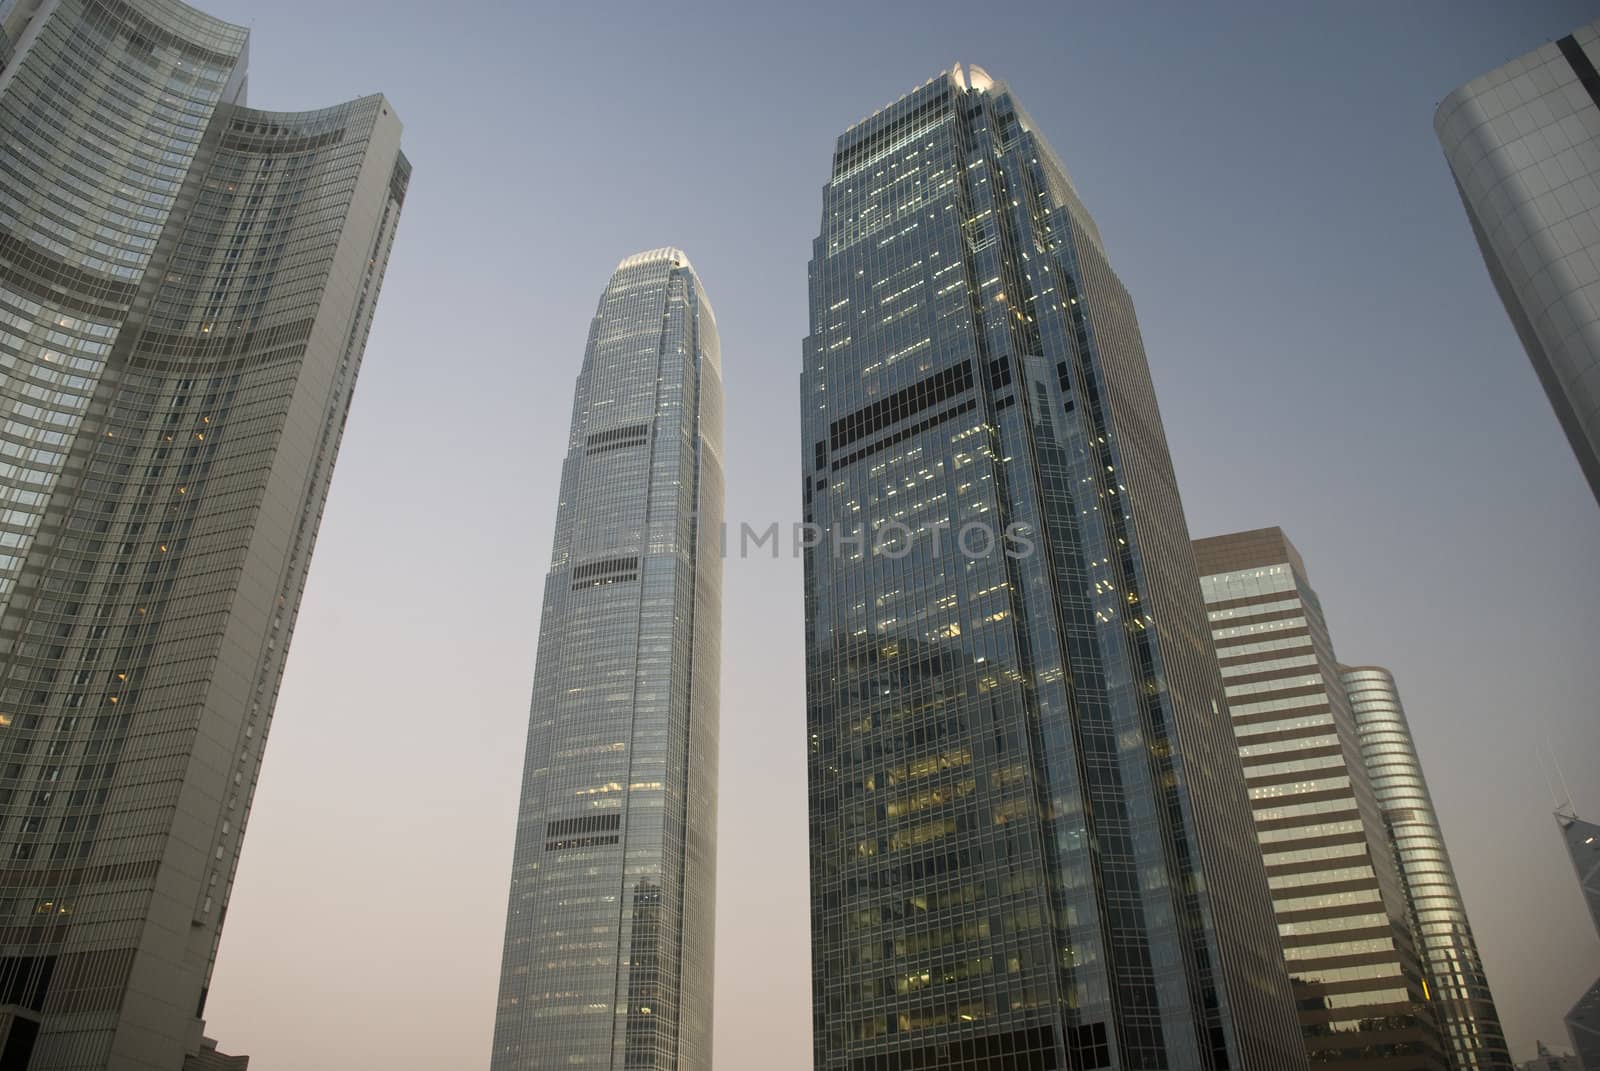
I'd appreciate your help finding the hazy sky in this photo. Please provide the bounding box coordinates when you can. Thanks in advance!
[180,1,1600,1066]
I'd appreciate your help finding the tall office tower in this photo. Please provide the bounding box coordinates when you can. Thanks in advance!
[1436,19,1600,506]
[0,0,408,1066]
[1557,812,1600,1070]
[1340,665,1512,1070]
[801,65,1305,1071]
[491,250,721,1071]
[1193,529,1449,1070]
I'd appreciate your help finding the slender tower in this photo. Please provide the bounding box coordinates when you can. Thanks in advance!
[0,0,407,1066]
[801,66,1305,1071]
[1341,665,1512,1070]
[1193,529,1449,1069]
[492,250,722,1071]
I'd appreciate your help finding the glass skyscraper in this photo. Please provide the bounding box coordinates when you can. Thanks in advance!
[0,0,407,1066]
[1341,665,1511,1070]
[1193,528,1449,1070]
[492,250,721,1071]
[1556,812,1600,1070]
[802,65,1305,1071]
[1436,18,1600,506]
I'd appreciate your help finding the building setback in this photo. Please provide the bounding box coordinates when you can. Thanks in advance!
[802,65,1305,1071]
[1340,665,1512,1070]
[1436,18,1600,506]
[0,0,407,1066]
[181,1037,248,1071]
[1193,528,1449,1070]
[491,250,721,1071]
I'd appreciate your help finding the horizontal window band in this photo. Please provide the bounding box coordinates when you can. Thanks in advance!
[827,361,974,451]
[544,835,619,851]
[0,227,135,319]
[830,399,977,472]
[586,423,650,449]
[571,555,640,581]
[125,317,317,365]
[571,574,637,590]
[220,127,346,155]
[585,437,648,457]
[547,814,620,838]
[0,858,159,888]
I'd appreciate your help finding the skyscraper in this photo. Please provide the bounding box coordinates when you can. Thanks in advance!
[1340,665,1512,1070]
[492,249,721,1071]
[801,65,1305,1071]
[1436,18,1600,506]
[0,0,407,1066]
[1193,529,1449,1070]
[1557,812,1600,1070]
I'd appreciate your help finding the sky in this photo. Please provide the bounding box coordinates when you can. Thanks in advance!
[176,1,1600,1066]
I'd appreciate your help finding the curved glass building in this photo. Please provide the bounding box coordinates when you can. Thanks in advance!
[1341,666,1512,1071]
[491,249,721,1071]
[802,66,1305,1071]
[1436,18,1600,507]
[0,0,408,1066]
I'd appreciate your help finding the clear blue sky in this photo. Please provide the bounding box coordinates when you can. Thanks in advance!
[186,1,1598,1066]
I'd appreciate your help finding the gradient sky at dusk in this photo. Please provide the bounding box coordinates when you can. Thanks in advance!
[172,2,1600,1066]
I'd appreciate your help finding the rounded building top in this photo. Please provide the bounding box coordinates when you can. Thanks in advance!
[958,64,994,92]
[616,247,692,272]
[131,0,249,52]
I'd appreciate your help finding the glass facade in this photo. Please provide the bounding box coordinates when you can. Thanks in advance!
[492,249,721,1071]
[0,0,408,1066]
[1436,18,1600,507]
[802,65,1305,1071]
[1194,529,1448,1069]
[1557,814,1600,1069]
[1340,665,1512,1069]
